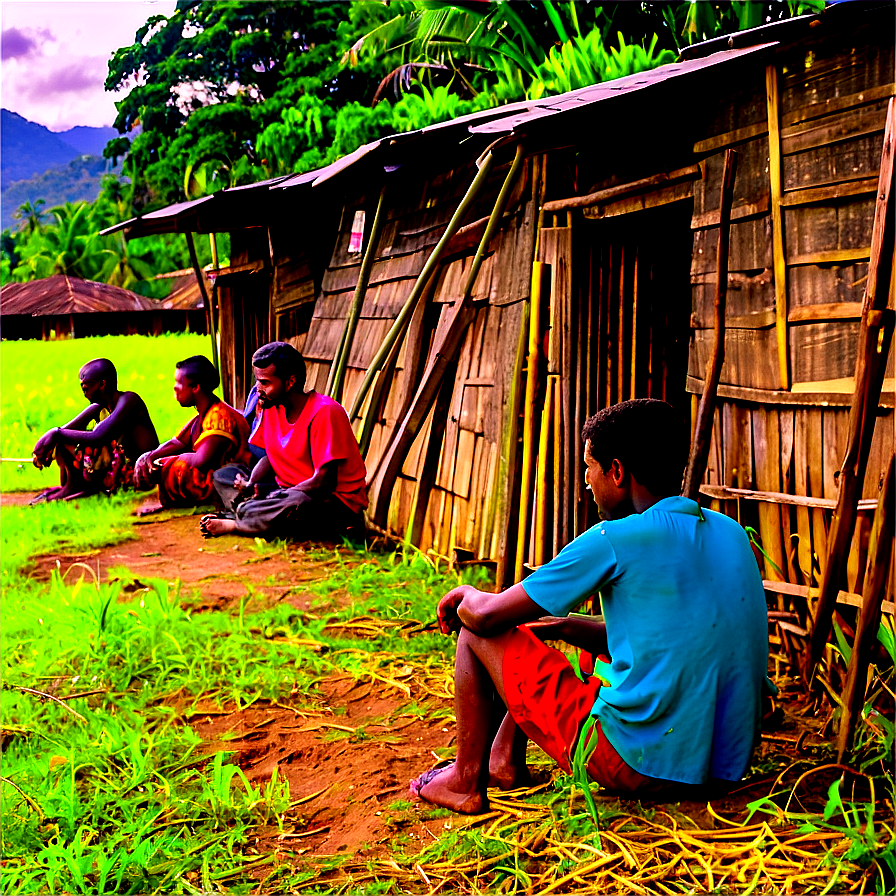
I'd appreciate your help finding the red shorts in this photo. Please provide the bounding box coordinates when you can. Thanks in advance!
[502,625,676,795]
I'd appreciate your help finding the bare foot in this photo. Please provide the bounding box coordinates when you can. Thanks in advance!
[488,762,533,791]
[136,501,163,517]
[200,516,238,538]
[410,765,487,814]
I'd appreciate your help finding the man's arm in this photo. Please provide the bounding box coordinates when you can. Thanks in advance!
[292,459,338,496]
[133,436,189,486]
[438,583,545,638]
[526,614,608,656]
[33,404,102,464]
[234,454,274,498]
[56,393,140,447]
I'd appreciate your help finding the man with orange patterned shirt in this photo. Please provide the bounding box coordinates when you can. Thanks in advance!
[134,355,252,512]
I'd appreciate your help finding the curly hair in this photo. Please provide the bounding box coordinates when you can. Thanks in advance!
[251,342,306,389]
[582,399,685,497]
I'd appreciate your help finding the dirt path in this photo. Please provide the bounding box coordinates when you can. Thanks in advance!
[13,501,461,856]
[12,496,820,866]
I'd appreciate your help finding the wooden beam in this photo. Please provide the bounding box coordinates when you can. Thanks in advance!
[686,374,896,408]
[762,579,895,617]
[185,231,218,373]
[805,97,896,681]
[781,82,895,128]
[683,149,738,501]
[780,178,879,208]
[789,247,871,267]
[787,302,864,323]
[766,63,790,390]
[836,453,896,761]
[542,165,701,214]
[700,484,878,511]
[693,121,768,154]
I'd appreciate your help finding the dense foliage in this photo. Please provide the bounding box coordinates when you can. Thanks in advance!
[1,1,825,290]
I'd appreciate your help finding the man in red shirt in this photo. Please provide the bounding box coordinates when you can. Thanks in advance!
[200,342,368,540]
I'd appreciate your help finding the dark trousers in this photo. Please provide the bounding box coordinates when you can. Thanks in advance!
[212,464,363,540]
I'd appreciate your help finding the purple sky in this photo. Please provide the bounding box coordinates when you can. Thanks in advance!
[1,0,177,132]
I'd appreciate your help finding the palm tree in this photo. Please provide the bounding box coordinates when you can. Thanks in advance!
[13,199,47,236]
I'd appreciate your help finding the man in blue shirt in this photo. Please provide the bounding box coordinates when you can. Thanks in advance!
[410,399,769,815]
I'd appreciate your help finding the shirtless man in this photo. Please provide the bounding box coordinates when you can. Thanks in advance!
[31,358,158,502]
[409,399,769,814]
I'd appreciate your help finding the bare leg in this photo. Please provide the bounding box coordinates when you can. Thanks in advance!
[53,446,101,500]
[489,713,531,789]
[417,628,516,814]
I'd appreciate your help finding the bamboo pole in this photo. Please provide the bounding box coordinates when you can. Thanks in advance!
[349,154,496,422]
[514,262,549,580]
[552,373,562,557]
[766,63,790,390]
[683,149,738,500]
[805,98,896,680]
[836,453,895,762]
[369,144,526,528]
[327,186,387,403]
[534,374,555,566]
[185,231,218,373]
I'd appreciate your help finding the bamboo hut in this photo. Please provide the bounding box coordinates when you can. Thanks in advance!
[109,2,894,738]
[0,274,162,339]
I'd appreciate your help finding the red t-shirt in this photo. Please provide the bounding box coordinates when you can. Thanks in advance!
[250,391,368,514]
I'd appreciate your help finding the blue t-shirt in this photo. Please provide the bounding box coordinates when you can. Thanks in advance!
[521,496,768,785]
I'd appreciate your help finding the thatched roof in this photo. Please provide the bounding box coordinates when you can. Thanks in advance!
[0,275,154,316]
[158,271,206,311]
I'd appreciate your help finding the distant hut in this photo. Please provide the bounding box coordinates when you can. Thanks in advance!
[154,268,209,334]
[0,274,157,340]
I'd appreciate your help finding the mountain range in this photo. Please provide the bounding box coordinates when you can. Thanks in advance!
[1,109,120,231]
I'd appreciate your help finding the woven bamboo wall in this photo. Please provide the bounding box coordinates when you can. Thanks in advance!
[685,18,895,610]
[299,160,535,563]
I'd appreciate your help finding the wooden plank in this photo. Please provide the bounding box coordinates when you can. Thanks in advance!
[782,102,888,155]
[582,180,693,220]
[806,407,828,582]
[791,322,860,387]
[767,62,790,390]
[453,428,477,501]
[690,197,769,230]
[781,82,895,128]
[787,302,864,323]
[780,178,879,208]
[783,132,885,192]
[789,247,871,266]
[544,164,701,214]
[686,374,896,409]
[752,406,787,581]
[762,579,895,616]
[693,120,768,154]
[792,409,814,582]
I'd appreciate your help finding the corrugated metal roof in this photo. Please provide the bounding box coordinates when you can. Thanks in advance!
[101,31,796,236]
[468,43,777,136]
[0,275,155,316]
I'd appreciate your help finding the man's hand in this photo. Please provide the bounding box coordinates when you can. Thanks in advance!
[437,585,474,634]
[133,451,156,488]
[233,472,259,499]
[524,616,570,642]
[32,428,59,468]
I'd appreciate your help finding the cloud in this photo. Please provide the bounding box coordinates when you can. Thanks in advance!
[1,26,53,61]
[22,57,109,98]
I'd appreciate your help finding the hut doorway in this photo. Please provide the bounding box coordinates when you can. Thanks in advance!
[573,201,694,530]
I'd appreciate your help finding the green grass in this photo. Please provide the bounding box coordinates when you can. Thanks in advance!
[1,333,210,492]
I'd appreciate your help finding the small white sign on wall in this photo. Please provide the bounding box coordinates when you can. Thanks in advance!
[349,210,366,253]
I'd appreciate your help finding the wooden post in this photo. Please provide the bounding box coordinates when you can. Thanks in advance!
[683,149,738,500]
[185,231,218,373]
[805,98,896,680]
[836,453,895,762]
[766,62,790,390]
[327,185,387,403]
[349,154,496,422]
[369,145,525,528]
[515,262,550,580]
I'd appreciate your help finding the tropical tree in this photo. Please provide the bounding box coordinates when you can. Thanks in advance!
[12,200,47,236]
